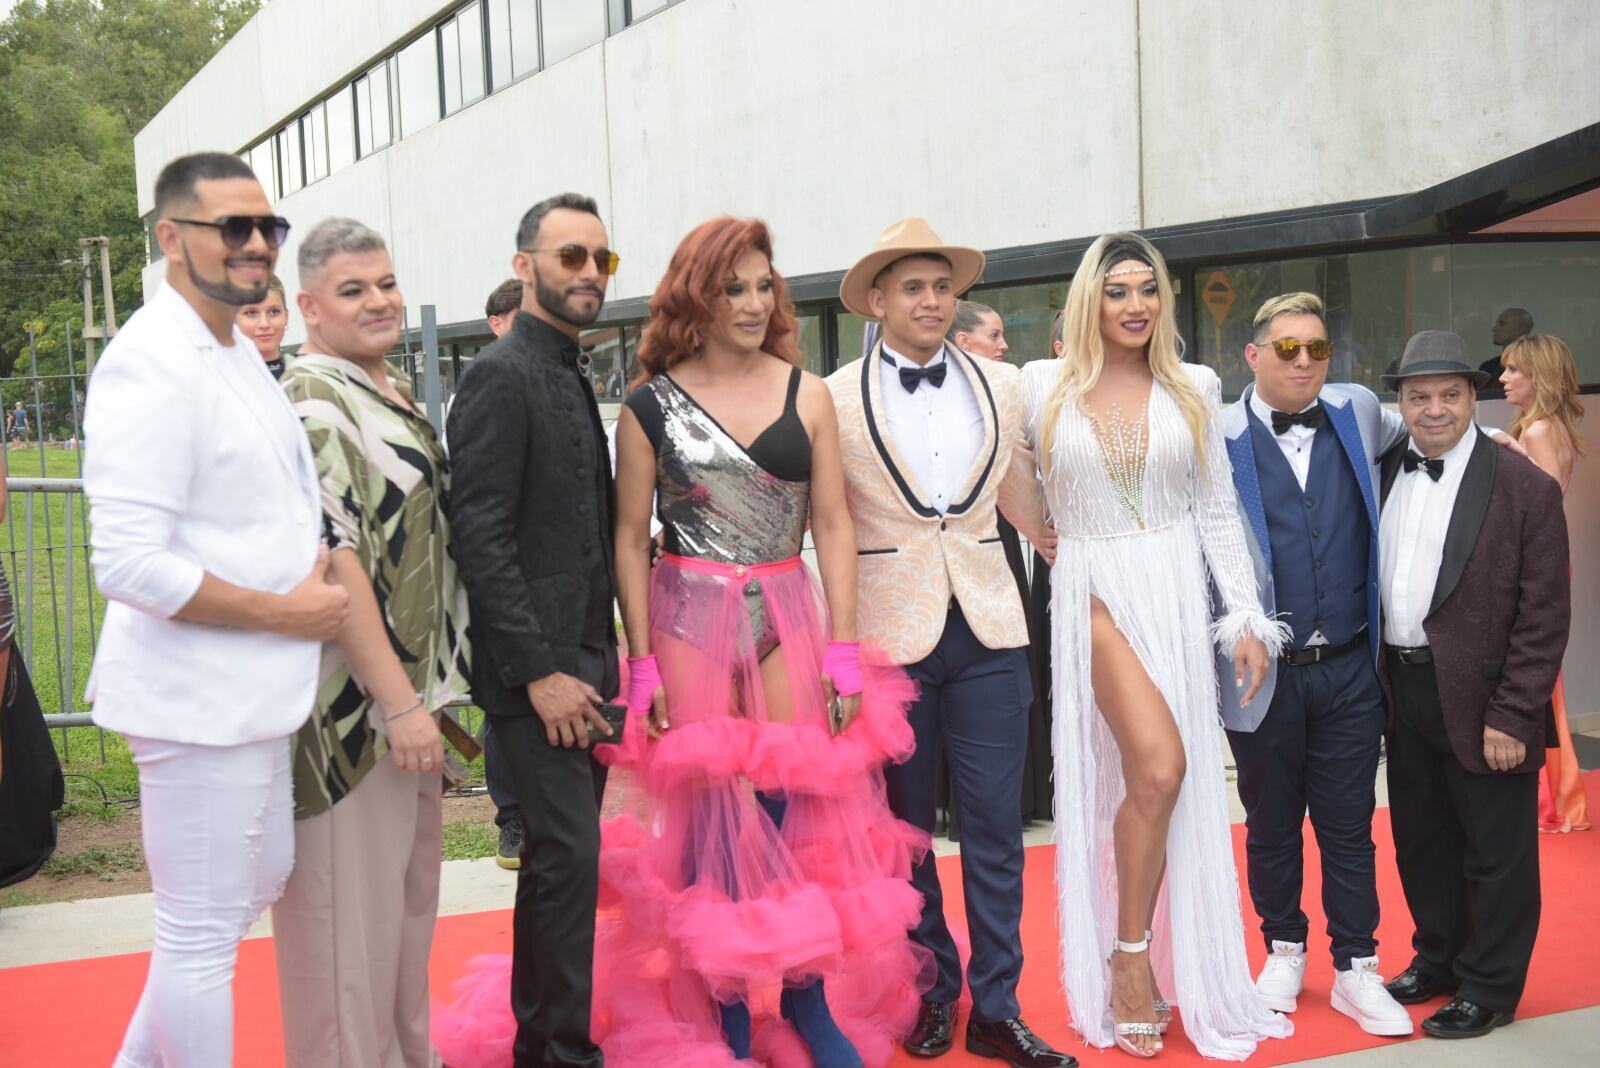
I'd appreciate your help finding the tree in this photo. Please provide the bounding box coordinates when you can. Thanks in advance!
[0,0,260,429]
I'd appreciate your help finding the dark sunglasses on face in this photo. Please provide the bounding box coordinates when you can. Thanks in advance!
[522,244,620,275]
[1258,337,1333,362]
[170,215,292,249]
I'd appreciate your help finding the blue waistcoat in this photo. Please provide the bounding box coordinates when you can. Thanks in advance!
[1247,408,1371,649]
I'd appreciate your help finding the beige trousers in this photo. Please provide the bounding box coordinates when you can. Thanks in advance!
[272,756,443,1067]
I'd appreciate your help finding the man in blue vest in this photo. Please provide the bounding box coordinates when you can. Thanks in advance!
[1214,292,1416,1037]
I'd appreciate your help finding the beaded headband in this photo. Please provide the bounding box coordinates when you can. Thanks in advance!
[1105,264,1154,278]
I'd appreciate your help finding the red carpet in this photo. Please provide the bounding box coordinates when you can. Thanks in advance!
[4,773,1599,1066]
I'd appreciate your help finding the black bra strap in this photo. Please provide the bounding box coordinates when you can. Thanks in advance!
[784,364,802,412]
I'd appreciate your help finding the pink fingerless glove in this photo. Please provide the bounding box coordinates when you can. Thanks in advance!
[626,654,662,715]
[823,640,864,697]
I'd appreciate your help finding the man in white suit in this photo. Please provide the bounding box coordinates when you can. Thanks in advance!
[85,152,348,1068]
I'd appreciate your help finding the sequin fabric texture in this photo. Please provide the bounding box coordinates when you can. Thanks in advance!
[650,375,811,656]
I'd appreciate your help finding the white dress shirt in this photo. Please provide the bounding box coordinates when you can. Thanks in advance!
[1379,427,1480,647]
[879,343,985,514]
[1249,389,1319,491]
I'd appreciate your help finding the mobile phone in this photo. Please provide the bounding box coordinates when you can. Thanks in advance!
[588,701,627,745]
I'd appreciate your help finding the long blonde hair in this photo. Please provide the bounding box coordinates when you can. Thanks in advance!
[1039,232,1210,473]
[1503,333,1586,456]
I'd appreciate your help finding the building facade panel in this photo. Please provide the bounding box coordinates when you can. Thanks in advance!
[1139,0,1600,226]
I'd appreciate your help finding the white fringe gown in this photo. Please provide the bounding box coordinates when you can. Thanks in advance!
[1020,360,1293,1060]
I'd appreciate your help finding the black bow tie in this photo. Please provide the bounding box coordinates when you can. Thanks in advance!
[896,360,947,393]
[1270,406,1325,435]
[1403,449,1444,481]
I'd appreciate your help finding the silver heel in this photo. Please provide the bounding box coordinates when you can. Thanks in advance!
[1110,937,1162,1058]
[1146,929,1171,1034]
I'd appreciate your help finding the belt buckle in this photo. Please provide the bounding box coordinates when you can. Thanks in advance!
[1307,645,1324,664]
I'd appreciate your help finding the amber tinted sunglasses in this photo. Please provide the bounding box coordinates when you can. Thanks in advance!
[1258,337,1333,361]
[522,244,620,275]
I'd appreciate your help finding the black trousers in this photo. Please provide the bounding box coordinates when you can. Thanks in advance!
[886,604,1030,1024]
[1387,658,1540,1013]
[1225,646,1384,969]
[489,645,611,1068]
[483,717,523,829]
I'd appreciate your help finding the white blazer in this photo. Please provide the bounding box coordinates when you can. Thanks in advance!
[84,282,322,745]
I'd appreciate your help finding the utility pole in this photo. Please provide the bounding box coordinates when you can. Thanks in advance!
[78,236,118,375]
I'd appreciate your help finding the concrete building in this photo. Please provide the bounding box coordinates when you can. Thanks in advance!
[134,0,1600,714]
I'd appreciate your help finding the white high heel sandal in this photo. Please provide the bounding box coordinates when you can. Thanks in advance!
[1109,936,1163,1058]
[1147,929,1171,1034]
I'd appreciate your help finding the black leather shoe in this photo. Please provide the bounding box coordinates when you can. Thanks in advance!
[965,1017,1076,1067]
[905,1000,957,1057]
[1421,998,1514,1039]
[1385,966,1456,1005]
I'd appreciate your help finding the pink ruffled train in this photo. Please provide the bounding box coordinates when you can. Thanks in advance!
[434,555,933,1067]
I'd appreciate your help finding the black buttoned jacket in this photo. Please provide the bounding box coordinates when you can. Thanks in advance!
[446,312,618,718]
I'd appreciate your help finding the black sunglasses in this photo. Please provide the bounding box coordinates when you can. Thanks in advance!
[521,244,620,275]
[170,215,292,249]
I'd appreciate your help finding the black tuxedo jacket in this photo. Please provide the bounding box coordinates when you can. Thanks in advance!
[446,312,619,718]
[1377,432,1570,774]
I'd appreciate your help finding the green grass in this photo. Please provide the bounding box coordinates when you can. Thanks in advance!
[0,889,49,908]
[441,819,498,861]
[38,842,145,877]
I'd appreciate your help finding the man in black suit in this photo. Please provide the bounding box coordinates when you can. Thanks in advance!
[1375,331,1570,1040]
[447,193,621,1068]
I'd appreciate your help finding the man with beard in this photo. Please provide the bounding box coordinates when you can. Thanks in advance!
[85,152,346,1065]
[446,193,620,1068]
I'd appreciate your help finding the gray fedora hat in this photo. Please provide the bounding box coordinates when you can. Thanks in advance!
[1381,330,1492,390]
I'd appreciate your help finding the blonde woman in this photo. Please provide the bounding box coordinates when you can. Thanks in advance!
[1021,234,1291,1059]
[1500,333,1588,833]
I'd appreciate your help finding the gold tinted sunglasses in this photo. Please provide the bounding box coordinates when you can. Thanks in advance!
[522,244,620,275]
[1258,337,1333,362]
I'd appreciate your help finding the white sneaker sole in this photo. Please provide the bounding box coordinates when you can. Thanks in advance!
[1258,990,1298,1013]
[1330,987,1415,1036]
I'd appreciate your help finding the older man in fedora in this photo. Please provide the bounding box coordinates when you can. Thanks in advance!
[825,219,1068,1067]
[1376,331,1569,1040]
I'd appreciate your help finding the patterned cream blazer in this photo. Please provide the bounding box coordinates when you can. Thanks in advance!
[826,342,1047,665]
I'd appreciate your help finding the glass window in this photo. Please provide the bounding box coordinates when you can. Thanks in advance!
[835,311,876,363]
[613,0,669,29]
[276,124,303,194]
[793,312,824,376]
[440,18,462,115]
[543,0,606,65]
[442,3,487,114]
[487,0,514,89]
[305,104,329,182]
[144,214,162,263]
[579,326,624,400]
[248,139,276,200]
[327,84,356,170]
[354,60,393,157]
[458,2,485,106]
[965,280,1071,367]
[510,0,540,78]
[1450,241,1600,385]
[396,32,441,138]
[1189,246,1454,397]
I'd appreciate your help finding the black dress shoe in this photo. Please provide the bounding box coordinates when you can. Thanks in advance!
[1385,966,1456,1004]
[905,1000,957,1057]
[1422,998,1514,1039]
[965,1017,1076,1067]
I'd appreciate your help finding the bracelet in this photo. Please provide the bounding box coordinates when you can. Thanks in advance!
[383,696,425,723]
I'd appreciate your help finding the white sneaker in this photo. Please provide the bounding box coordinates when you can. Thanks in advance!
[1255,940,1306,1012]
[1331,957,1415,1036]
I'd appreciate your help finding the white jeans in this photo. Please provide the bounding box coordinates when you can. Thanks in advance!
[114,734,295,1068]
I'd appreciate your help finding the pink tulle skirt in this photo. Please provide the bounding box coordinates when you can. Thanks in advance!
[433,555,933,1067]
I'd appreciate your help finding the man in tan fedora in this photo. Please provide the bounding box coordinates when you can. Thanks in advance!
[826,219,1070,1067]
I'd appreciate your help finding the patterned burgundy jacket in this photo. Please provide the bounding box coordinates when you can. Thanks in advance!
[1378,432,1571,775]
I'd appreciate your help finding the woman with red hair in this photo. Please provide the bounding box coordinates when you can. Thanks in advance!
[605,217,928,1066]
[434,220,929,1068]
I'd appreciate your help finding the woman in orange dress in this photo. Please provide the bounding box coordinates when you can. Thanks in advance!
[1500,333,1588,832]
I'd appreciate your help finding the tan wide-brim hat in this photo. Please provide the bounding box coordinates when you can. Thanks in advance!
[839,217,985,319]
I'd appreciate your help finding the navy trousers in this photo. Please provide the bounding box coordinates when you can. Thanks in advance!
[1225,646,1384,969]
[483,718,522,829]
[884,604,1030,1024]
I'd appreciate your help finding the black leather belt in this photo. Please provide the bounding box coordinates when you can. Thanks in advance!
[1385,644,1433,666]
[1281,631,1365,667]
